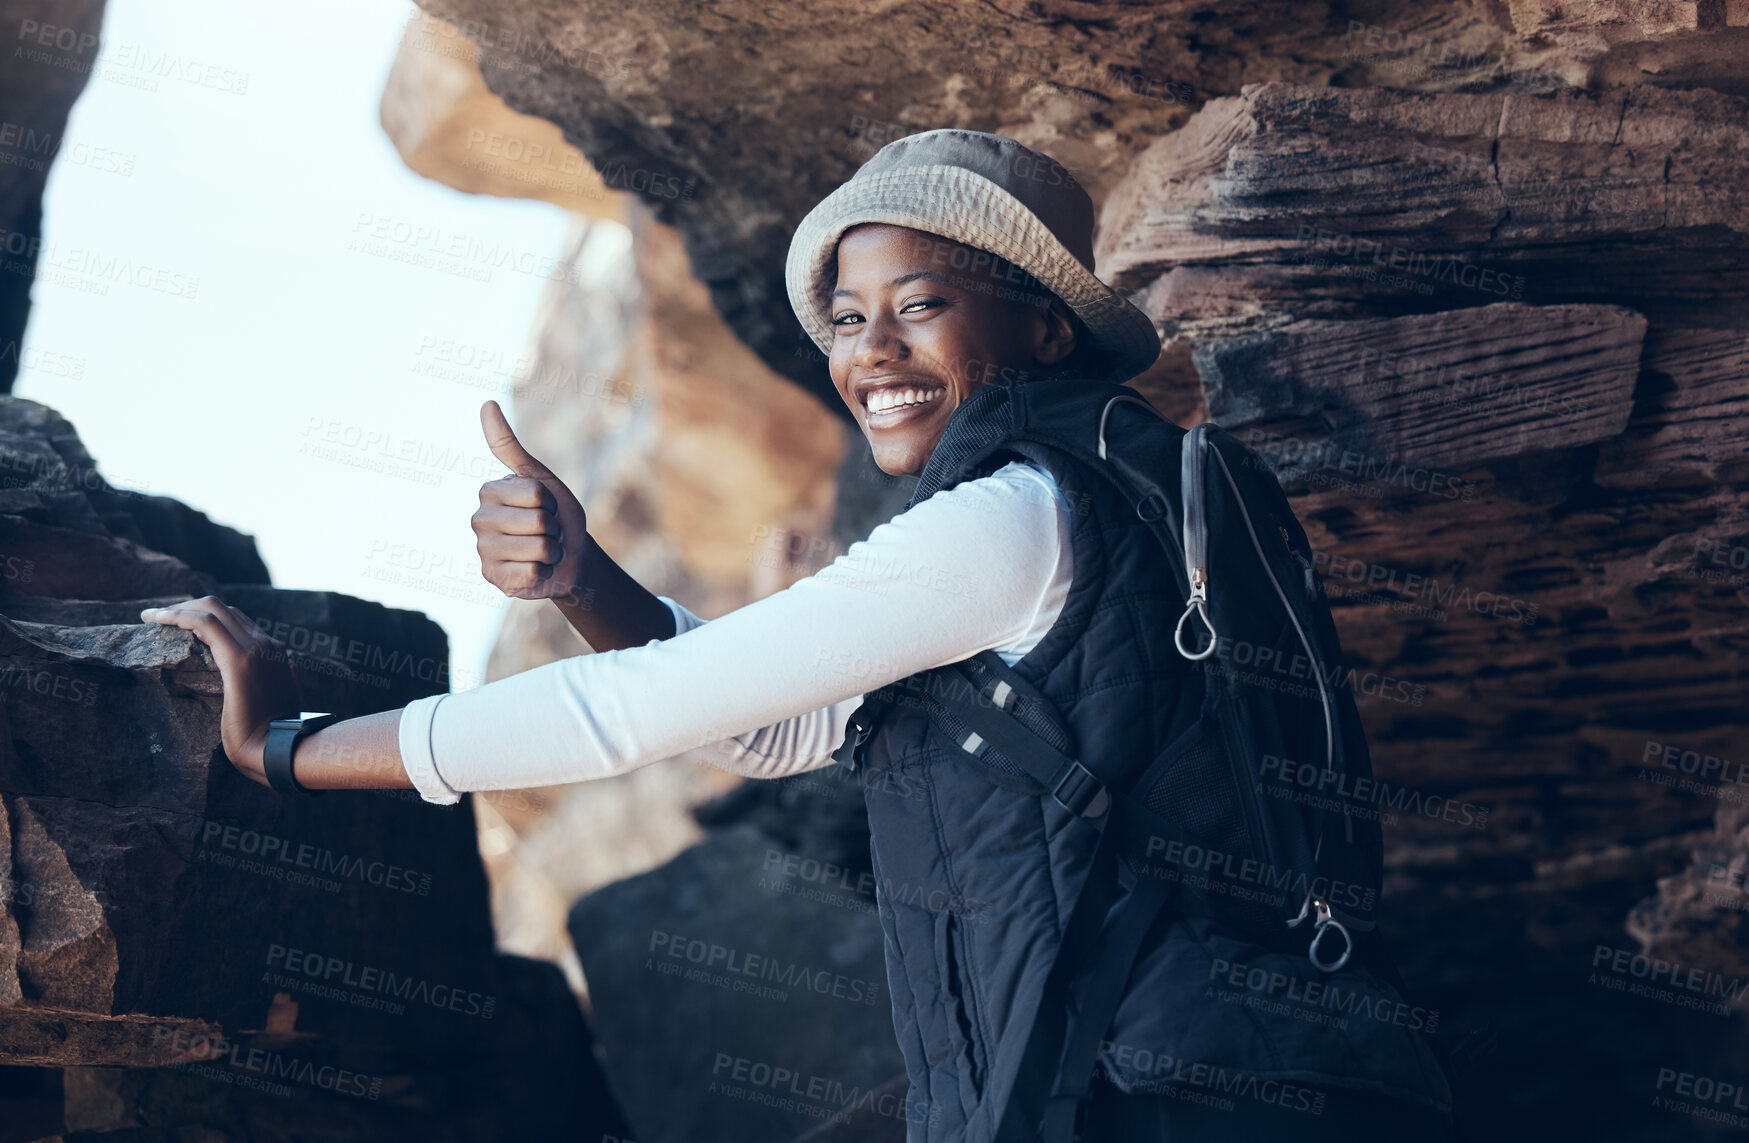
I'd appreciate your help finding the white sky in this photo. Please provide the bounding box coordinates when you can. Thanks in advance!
[16,0,585,689]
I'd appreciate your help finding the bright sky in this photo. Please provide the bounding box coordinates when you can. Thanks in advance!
[16,0,594,690]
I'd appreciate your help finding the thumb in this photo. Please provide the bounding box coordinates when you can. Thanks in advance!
[481,399,553,480]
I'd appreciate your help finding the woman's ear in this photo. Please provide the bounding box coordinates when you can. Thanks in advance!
[1031,297,1079,367]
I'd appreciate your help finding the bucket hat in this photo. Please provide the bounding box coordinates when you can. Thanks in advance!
[785,128,1161,382]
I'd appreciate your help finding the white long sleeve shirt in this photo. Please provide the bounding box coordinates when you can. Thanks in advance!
[396,460,1074,804]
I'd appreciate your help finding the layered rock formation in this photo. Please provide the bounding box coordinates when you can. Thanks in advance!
[0,398,628,1138]
[406,0,1749,409]
[1099,80,1749,1139]
[366,6,1749,1142]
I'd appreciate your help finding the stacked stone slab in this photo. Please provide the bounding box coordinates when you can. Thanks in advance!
[0,396,628,1139]
[378,5,1749,1139]
[1096,80,1749,1138]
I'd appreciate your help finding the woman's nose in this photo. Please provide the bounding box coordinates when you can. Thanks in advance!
[851,311,907,369]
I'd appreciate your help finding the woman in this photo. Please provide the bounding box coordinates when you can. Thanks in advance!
[144,129,1452,1141]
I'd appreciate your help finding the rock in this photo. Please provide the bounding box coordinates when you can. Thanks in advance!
[1595,325,1749,488]
[0,395,629,1136]
[568,822,902,1143]
[1627,800,1749,987]
[399,0,1265,404]
[1099,82,1749,333]
[0,0,107,393]
[381,14,629,219]
[0,398,269,589]
[23,953,632,1140]
[1192,303,1644,481]
[404,1,1746,398]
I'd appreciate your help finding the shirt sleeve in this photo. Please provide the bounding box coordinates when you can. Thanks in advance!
[655,594,863,780]
[396,461,1071,802]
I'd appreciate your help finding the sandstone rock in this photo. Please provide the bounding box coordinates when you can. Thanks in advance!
[1627,801,1749,987]
[468,208,847,985]
[1192,303,1644,481]
[381,13,628,219]
[1099,82,1749,335]
[0,398,269,590]
[403,1,1746,398]
[1594,325,1749,489]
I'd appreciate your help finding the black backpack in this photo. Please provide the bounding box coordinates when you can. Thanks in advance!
[832,379,1386,1143]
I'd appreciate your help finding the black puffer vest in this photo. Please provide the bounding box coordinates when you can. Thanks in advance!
[840,376,1452,1143]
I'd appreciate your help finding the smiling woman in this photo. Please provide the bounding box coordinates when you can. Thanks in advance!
[144,128,1453,1143]
[824,223,1082,475]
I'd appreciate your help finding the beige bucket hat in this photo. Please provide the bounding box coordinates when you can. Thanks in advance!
[785,128,1161,382]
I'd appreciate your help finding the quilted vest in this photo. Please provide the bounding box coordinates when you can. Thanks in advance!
[841,376,1452,1143]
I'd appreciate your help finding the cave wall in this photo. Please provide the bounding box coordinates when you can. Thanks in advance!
[2,1,1740,1140]
[0,399,627,1137]
[385,3,1749,1140]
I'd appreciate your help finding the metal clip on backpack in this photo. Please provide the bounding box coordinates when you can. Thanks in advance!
[1174,420,1357,972]
[834,384,1386,1143]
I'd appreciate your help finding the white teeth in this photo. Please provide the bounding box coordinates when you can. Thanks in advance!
[867,386,945,414]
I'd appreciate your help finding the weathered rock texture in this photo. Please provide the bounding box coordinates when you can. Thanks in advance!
[405,0,1749,409]
[1099,83,1749,335]
[435,206,854,998]
[1097,80,1749,1140]
[0,397,628,1138]
[375,6,1749,1142]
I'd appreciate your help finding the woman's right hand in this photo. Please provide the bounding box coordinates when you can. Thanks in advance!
[473,399,592,605]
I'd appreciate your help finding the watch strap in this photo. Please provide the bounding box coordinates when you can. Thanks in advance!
[264,713,338,795]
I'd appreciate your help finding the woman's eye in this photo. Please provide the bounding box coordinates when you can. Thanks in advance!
[901,297,942,313]
[831,312,864,327]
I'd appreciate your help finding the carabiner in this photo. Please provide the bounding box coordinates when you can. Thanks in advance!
[1174,570,1217,660]
[1292,895,1353,973]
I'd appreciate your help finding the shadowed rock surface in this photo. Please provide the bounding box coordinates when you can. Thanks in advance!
[405,0,1749,406]
[569,818,904,1143]
[0,395,629,1138]
[383,9,1749,1139]
[4,0,1745,1138]
[0,0,108,394]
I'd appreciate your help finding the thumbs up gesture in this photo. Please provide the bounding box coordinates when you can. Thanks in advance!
[473,400,591,604]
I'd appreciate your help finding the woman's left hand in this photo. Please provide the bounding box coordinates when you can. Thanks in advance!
[140,596,303,786]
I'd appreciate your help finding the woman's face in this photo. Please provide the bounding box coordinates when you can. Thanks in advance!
[828,223,1076,476]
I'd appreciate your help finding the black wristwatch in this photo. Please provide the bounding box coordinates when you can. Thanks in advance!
[264,712,340,796]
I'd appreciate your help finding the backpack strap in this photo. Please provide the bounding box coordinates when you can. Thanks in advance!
[994,815,1171,1143]
[1034,856,1173,1143]
[913,652,1265,1143]
[941,653,1109,818]
[828,692,890,773]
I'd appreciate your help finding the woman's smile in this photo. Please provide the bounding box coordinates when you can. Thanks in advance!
[858,376,949,428]
[828,223,1079,476]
